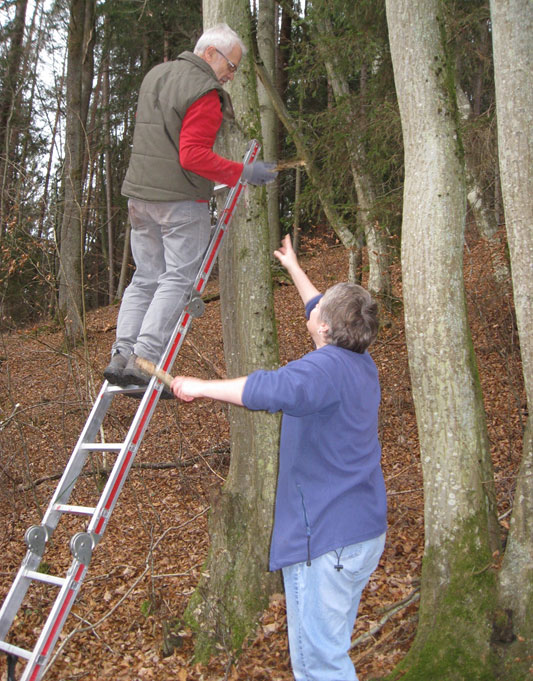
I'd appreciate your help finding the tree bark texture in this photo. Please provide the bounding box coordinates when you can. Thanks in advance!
[57,0,96,344]
[386,0,500,678]
[490,0,533,661]
[184,0,281,660]
[256,0,281,254]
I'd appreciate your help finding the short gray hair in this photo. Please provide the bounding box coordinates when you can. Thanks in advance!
[194,23,247,57]
[319,283,379,353]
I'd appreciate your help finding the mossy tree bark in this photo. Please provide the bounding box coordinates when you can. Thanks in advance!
[491,0,533,673]
[386,1,501,678]
[184,0,282,662]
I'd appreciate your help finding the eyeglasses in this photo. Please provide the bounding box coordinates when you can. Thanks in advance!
[214,47,238,73]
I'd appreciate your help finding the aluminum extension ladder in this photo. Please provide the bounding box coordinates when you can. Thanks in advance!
[0,139,261,681]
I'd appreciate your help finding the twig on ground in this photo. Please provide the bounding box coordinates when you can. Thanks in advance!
[71,611,117,655]
[151,560,203,580]
[184,338,226,378]
[43,508,210,675]
[224,653,235,681]
[353,614,418,666]
[385,461,420,482]
[387,488,424,496]
[350,588,420,650]
[0,402,21,431]
[18,447,230,491]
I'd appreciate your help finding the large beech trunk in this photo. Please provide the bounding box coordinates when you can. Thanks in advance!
[491,0,533,666]
[183,0,281,661]
[385,1,501,678]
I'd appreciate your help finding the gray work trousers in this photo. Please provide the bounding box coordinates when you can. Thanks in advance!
[113,198,211,363]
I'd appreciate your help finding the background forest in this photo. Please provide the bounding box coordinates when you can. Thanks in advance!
[0,0,532,680]
[1,0,497,331]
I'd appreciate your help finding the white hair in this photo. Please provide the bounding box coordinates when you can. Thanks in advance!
[193,23,247,57]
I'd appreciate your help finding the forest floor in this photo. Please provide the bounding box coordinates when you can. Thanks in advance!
[0,225,525,681]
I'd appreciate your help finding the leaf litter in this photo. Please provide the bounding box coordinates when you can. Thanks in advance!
[0,225,524,680]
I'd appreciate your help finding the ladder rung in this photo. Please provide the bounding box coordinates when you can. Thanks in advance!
[0,639,33,659]
[52,504,96,516]
[80,443,123,452]
[107,384,146,394]
[24,570,66,587]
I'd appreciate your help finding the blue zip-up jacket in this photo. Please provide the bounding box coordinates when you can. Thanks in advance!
[242,298,387,571]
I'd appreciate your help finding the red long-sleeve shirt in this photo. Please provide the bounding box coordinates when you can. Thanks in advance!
[179,90,243,187]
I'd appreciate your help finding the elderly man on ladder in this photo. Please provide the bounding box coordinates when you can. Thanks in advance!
[104,23,277,387]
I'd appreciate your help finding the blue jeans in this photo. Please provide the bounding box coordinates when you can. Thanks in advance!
[114,198,211,362]
[282,533,386,681]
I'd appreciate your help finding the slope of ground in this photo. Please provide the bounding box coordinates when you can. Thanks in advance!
[0,228,524,681]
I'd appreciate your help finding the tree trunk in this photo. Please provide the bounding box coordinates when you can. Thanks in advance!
[386,1,500,678]
[314,15,392,300]
[257,0,280,253]
[116,105,133,301]
[57,0,96,344]
[456,85,510,283]
[38,64,65,240]
[255,62,360,279]
[0,0,29,237]
[490,0,533,667]
[456,87,498,240]
[116,220,131,301]
[277,4,292,106]
[184,0,281,661]
[102,45,115,303]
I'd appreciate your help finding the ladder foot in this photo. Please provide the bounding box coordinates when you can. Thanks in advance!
[7,653,18,681]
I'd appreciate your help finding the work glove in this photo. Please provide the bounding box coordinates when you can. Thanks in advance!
[242,161,278,186]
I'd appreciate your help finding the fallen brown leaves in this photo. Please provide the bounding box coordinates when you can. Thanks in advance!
[0,224,524,680]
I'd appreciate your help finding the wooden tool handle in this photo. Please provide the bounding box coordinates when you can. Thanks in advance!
[135,357,174,389]
[275,159,306,171]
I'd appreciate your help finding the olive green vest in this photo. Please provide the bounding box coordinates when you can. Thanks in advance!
[121,52,233,202]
